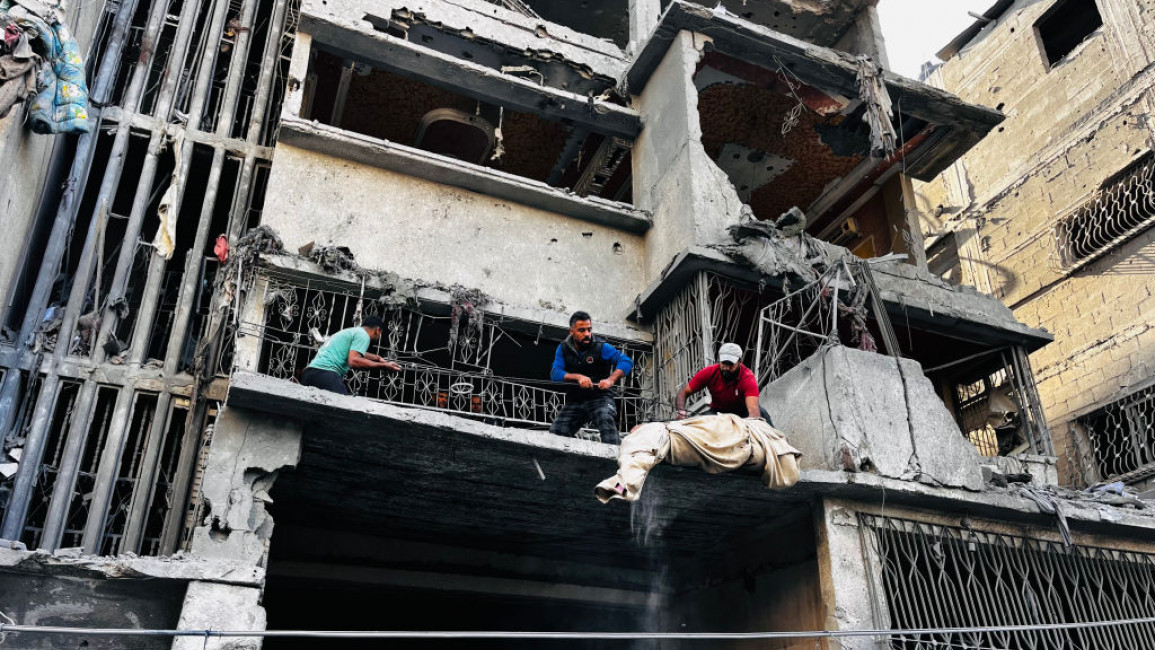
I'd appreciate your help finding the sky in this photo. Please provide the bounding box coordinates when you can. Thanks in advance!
[876,0,997,79]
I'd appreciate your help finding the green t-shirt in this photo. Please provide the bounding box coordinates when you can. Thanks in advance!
[308,327,371,376]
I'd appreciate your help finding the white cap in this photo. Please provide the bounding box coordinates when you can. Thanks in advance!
[718,342,743,364]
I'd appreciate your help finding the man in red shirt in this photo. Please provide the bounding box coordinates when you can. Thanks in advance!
[674,343,772,423]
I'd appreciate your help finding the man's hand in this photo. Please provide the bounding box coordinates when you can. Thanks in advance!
[676,409,688,420]
[597,377,616,390]
[380,361,402,372]
[575,374,593,389]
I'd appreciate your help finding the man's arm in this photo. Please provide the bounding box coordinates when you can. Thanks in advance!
[596,343,633,389]
[552,345,592,388]
[674,384,694,419]
[347,351,400,371]
[744,395,761,419]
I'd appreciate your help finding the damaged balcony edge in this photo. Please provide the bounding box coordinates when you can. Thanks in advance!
[632,246,1051,349]
[301,18,638,137]
[629,2,1003,179]
[227,370,620,460]
[227,372,1155,539]
[260,254,654,343]
[0,547,265,586]
[301,0,629,76]
[277,117,652,234]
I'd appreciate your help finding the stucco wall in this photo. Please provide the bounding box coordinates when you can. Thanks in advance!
[262,143,648,320]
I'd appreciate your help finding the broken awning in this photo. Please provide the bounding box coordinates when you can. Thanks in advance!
[626,1,1004,180]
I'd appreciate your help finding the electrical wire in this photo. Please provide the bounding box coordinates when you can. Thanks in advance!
[1,616,1154,641]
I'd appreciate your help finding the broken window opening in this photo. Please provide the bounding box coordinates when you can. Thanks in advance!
[502,0,630,49]
[106,0,155,108]
[20,380,81,550]
[139,401,189,556]
[245,161,273,230]
[60,386,121,549]
[19,382,81,549]
[0,372,43,523]
[1074,383,1155,486]
[230,0,278,139]
[1055,152,1155,270]
[1036,0,1103,68]
[304,52,635,204]
[171,0,218,117]
[179,408,218,553]
[932,348,1051,458]
[256,274,656,431]
[138,15,181,116]
[99,392,159,556]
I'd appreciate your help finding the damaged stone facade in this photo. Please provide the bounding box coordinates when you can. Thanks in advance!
[0,0,1154,648]
[913,0,1155,493]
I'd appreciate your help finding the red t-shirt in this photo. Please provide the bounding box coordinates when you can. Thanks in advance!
[687,364,759,413]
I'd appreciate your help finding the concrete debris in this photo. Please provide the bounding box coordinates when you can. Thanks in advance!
[299,241,360,274]
[722,211,847,283]
[854,54,896,158]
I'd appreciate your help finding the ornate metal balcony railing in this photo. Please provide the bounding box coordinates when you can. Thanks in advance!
[253,276,667,433]
[862,514,1155,650]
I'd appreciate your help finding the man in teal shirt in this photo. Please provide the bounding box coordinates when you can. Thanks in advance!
[299,316,400,395]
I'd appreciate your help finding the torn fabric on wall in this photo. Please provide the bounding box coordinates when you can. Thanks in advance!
[855,54,896,158]
[595,414,802,503]
[153,134,185,259]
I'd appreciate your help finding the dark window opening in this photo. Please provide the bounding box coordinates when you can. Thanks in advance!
[100,392,159,556]
[139,402,189,556]
[61,386,120,549]
[1036,0,1103,67]
[21,381,81,550]
[303,52,634,204]
[1078,384,1155,483]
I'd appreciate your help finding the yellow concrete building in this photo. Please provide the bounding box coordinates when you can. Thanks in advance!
[915,0,1155,490]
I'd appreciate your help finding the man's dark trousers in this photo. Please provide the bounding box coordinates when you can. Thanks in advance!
[300,367,349,395]
[550,393,620,444]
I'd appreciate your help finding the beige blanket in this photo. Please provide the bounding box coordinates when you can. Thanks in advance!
[595,414,802,503]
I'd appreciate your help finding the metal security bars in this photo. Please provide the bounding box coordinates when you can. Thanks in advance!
[862,513,1155,650]
[653,272,769,406]
[1070,383,1155,486]
[255,276,665,433]
[1055,153,1155,271]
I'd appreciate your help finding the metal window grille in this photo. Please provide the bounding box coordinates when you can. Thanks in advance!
[255,276,663,431]
[862,513,1155,650]
[653,272,770,406]
[1055,153,1155,271]
[1070,383,1155,486]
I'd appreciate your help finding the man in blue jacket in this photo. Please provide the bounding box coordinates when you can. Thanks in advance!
[549,311,633,444]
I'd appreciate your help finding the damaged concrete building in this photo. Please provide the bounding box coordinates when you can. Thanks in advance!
[0,0,1154,647]
[912,0,1155,494]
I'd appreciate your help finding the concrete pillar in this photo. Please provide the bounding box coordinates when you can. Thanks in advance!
[232,276,269,374]
[627,0,662,55]
[172,581,266,650]
[813,497,889,650]
[188,406,303,567]
[635,30,747,281]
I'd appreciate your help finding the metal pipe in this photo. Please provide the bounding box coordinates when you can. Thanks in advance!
[5,0,183,548]
[117,390,172,553]
[127,0,265,364]
[92,0,223,367]
[0,617,1153,640]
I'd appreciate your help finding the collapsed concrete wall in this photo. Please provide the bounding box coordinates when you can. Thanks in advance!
[763,345,985,490]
